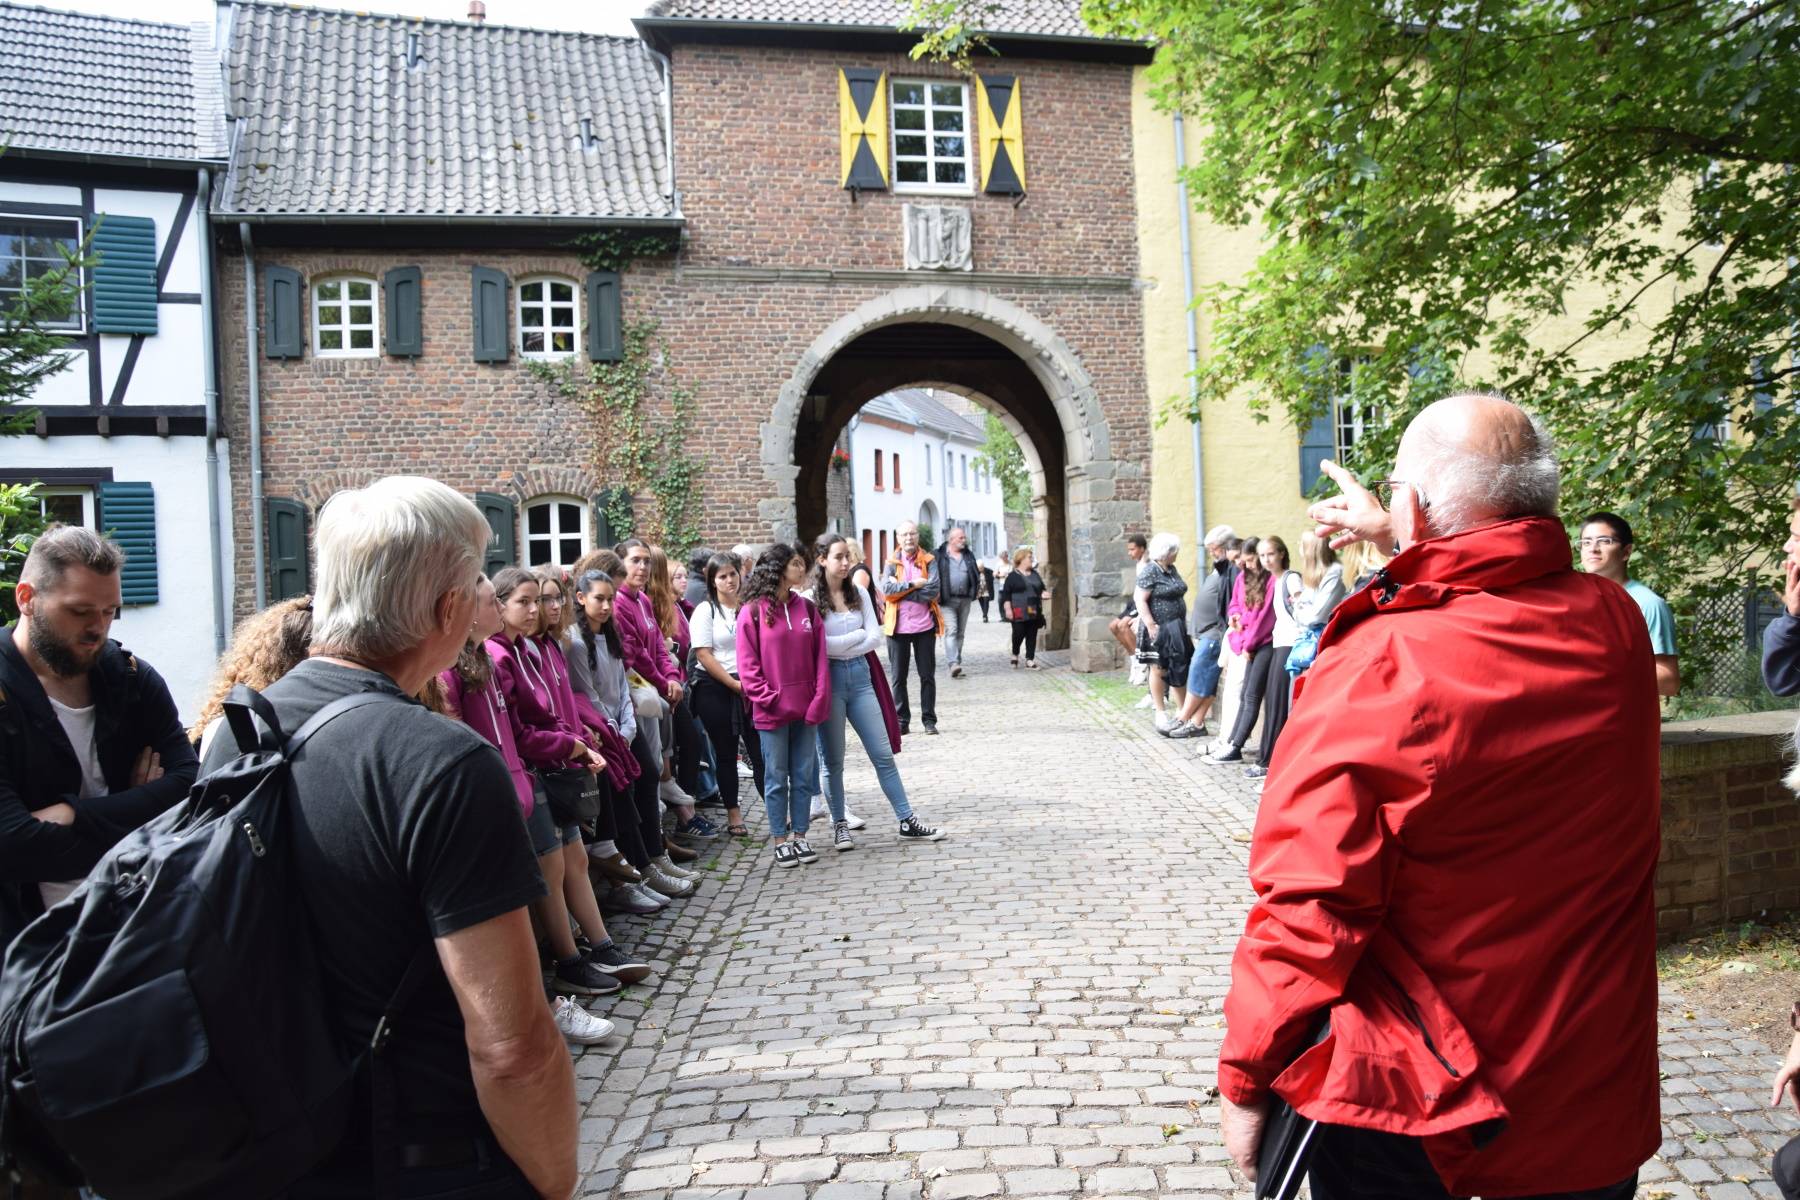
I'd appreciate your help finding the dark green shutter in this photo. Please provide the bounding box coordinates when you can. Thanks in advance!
[474,492,517,576]
[266,497,309,601]
[585,271,622,362]
[471,266,509,363]
[96,482,157,605]
[90,215,158,335]
[265,265,304,359]
[1298,411,1334,496]
[593,488,633,551]
[384,265,423,357]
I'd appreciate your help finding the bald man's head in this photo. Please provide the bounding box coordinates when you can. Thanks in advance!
[1393,392,1559,540]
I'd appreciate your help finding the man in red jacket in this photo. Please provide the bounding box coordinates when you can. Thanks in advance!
[1219,393,1660,1198]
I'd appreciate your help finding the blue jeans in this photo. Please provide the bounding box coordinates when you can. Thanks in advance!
[819,656,914,823]
[759,722,818,838]
[1186,633,1223,698]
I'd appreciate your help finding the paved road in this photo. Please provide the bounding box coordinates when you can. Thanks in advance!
[574,619,1800,1199]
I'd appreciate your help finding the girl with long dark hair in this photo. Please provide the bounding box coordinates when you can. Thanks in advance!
[689,552,761,838]
[737,544,831,868]
[810,533,945,851]
[1204,539,1280,765]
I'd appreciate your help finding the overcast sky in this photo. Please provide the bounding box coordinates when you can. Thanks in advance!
[28,0,651,35]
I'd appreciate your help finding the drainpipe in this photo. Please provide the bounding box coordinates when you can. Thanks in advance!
[239,222,266,609]
[197,168,226,653]
[1173,112,1205,551]
[648,48,681,218]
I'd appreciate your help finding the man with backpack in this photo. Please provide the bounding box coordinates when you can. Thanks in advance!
[0,524,197,948]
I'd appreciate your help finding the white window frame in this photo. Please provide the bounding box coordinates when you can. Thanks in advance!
[37,486,94,528]
[1330,356,1379,463]
[516,275,580,359]
[890,78,976,196]
[523,495,589,567]
[311,274,379,358]
[0,215,85,332]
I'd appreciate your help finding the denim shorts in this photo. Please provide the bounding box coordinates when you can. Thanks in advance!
[524,783,560,856]
[1186,633,1223,698]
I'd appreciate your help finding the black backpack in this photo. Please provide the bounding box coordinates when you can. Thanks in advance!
[0,685,430,1200]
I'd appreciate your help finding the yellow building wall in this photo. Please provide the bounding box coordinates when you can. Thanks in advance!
[1131,65,1692,586]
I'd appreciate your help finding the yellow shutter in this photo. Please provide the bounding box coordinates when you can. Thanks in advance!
[976,74,1025,195]
[839,68,889,189]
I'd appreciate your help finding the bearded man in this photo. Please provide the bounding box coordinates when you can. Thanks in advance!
[0,524,196,947]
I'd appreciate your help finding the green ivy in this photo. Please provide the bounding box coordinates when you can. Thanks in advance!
[527,319,704,555]
[568,229,680,274]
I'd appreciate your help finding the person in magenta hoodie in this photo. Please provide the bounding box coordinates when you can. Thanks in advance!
[1204,537,1279,765]
[736,543,831,869]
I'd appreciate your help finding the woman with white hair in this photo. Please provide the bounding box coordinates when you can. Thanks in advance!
[1135,532,1193,733]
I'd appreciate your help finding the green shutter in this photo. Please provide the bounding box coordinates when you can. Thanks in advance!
[471,266,509,363]
[384,265,423,357]
[265,497,309,601]
[474,492,517,576]
[585,271,622,362]
[1298,411,1334,496]
[264,265,304,359]
[96,482,157,605]
[90,215,158,335]
[593,488,633,551]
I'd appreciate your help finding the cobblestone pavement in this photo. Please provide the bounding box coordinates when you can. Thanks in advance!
[574,619,1800,1199]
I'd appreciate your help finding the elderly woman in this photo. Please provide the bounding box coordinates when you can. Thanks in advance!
[1135,532,1193,733]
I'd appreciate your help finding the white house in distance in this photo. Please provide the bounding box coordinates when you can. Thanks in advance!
[845,388,1007,567]
[0,5,235,715]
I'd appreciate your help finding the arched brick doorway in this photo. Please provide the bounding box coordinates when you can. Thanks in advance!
[762,287,1142,670]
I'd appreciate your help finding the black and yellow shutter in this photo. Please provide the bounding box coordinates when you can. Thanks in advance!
[976,74,1026,196]
[838,68,888,191]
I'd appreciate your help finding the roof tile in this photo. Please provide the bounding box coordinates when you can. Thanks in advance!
[644,0,1099,40]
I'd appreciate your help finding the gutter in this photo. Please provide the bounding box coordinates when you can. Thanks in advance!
[239,222,266,610]
[212,212,684,228]
[647,47,683,219]
[197,167,227,654]
[1173,111,1206,553]
[632,16,1153,57]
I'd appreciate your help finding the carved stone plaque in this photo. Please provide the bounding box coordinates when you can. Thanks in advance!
[903,203,973,272]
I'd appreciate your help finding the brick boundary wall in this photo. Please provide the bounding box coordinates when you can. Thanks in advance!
[1658,709,1800,941]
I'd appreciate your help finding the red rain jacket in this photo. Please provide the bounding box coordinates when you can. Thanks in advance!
[1219,516,1661,1196]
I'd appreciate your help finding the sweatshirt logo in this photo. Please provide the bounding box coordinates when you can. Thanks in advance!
[802,616,813,632]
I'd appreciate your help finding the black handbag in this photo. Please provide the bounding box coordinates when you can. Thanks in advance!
[537,766,601,825]
[1255,1016,1331,1200]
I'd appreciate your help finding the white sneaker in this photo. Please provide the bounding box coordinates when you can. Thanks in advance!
[1153,712,1177,734]
[658,778,696,806]
[653,853,696,881]
[1134,693,1155,710]
[810,797,831,821]
[553,996,615,1046]
[736,758,754,780]
[1128,660,1148,686]
[844,809,867,830]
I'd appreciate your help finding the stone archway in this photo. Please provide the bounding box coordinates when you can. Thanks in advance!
[762,286,1142,671]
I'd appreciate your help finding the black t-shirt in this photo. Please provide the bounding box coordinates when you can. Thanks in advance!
[202,660,544,1143]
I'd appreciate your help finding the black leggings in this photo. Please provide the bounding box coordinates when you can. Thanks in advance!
[612,729,662,869]
[668,693,705,801]
[1258,646,1294,767]
[978,596,991,620]
[1228,643,1276,749]
[1010,620,1039,660]
[691,676,749,814]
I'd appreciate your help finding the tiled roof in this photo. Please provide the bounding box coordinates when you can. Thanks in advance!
[643,0,1098,40]
[218,2,675,221]
[864,388,986,443]
[0,3,226,163]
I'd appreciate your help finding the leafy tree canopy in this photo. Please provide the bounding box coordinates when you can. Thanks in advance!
[977,410,1032,513]
[912,0,1800,608]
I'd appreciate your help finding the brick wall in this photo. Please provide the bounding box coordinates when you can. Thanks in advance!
[1657,711,1800,941]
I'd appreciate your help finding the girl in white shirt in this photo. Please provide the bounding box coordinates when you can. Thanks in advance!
[810,534,946,852]
[689,552,761,838]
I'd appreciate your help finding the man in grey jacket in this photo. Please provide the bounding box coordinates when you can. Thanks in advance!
[939,528,982,679]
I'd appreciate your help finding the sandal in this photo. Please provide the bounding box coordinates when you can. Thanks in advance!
[1011,656,1019,668]
[727,822,751,838]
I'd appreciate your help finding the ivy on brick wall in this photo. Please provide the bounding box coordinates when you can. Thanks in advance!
[570,229,681,274]
[527,318,704,555]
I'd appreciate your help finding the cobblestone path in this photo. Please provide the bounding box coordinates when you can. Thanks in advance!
[574,619,1800,1199]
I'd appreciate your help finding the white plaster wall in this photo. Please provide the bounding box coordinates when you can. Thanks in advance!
[8,436,234,721]
[941,436,1009,558]
[848,419,930,560]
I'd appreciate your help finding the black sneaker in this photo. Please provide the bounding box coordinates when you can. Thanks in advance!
[923,724,939,735]
[793,837,819,863]
[774,842,800,869]
[586,942,653,985]
[898,816,946,842]
[553,956,624,997]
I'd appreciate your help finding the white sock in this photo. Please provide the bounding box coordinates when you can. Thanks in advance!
[594,840,618,857]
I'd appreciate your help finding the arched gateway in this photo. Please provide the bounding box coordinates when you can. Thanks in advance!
[760,287,1146,671]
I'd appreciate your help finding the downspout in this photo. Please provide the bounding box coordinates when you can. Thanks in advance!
[239,222,266,609]
[648,48,681,218]
[197,168,227,654]
[1173,111,1205,551]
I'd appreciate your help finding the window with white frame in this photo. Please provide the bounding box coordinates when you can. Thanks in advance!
[38,487,94,528]
[0,216,83,330]
[312,276,378,356]
[1330,356,1379,464]
[524,496,587,566]
[517,277,579,357]
[891,80,973,193]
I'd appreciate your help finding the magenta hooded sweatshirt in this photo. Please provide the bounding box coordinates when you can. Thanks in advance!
[440,657,534,817]
[614,585,677,693]
[736,591,832,731]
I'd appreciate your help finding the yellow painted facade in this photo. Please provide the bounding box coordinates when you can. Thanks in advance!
[1129,66,1687,585]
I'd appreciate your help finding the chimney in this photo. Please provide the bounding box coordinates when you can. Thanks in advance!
[468,1,486,24]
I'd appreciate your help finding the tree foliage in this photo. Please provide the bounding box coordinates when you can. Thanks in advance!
[977,411,1032,514]
[914,0,1800,613]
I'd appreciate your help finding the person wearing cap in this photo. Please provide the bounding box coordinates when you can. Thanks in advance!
[1160,525,1238,740]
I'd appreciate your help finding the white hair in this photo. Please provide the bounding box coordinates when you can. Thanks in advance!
[1147,531,1181,561]
[310,476,490,661]
[1411,399,1560,537]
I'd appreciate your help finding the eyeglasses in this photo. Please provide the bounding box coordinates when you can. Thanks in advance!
[1577,537,1622,550]
[1369,480,1409,511]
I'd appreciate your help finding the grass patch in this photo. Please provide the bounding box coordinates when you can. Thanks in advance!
[1082,672,1145,717]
